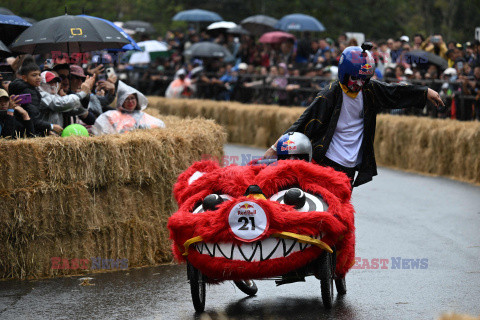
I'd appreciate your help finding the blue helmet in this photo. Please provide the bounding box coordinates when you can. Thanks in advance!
[276,132,312,162]
[338,46,376,85]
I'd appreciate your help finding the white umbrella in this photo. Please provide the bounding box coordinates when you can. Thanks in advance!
[114,21,135,35]
[128,40,169,64]
[206,21,237,30]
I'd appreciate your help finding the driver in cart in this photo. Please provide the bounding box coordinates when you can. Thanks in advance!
[263,43,445,188]
[240,131,314,292]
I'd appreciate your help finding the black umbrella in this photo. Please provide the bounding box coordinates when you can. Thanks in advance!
[10,15,130,54]
[240,15,278,36]
[403,50,448,70]
[183,42,233,61]
[0,40,11,58]
[227,25,250,36]
[0,14,31,46]
[123,20,156,34]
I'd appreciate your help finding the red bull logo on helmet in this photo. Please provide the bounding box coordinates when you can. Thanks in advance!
[361,63,373,70]
[281,139,297,151]
[359,63,374,75]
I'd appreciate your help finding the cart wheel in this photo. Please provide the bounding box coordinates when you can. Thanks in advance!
[318,251,334,309]
[187,261,206,312]
[335,277,347,295]
[234,280,258,296]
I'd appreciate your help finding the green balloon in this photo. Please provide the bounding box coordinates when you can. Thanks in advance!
[61,124,89,137]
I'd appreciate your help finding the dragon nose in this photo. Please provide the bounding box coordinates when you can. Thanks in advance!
[244,185,266,200]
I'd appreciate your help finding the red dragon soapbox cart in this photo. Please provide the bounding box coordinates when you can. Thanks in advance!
[168,159,356,312]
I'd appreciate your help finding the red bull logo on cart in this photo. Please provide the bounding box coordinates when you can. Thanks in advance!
[238,203,256,215]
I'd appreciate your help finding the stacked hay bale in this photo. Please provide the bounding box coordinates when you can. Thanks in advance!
[0,116,226,279]
[148,97,480,185]
[375,115,480,184]
[147,98,303,148]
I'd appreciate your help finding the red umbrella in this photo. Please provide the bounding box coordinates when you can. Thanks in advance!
[258,31,296,44]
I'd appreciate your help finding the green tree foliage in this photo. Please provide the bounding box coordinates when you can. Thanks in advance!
[3,0,479,42]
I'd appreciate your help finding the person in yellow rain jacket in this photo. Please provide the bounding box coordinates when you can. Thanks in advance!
[92,81,165,135]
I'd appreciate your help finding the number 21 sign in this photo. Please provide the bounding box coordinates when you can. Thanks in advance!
[228,201,269,242]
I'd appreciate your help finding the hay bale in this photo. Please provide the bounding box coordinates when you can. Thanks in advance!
[0,182,174,279]
[0,116,226,279]
[0,116,226,190]
[438,314,480,320]
[375,115,480,184]
[147,97,302,149]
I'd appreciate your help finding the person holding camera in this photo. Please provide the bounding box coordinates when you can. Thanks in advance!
[8,56,63,136]
[0,89,34,138]
[422,34,448,59]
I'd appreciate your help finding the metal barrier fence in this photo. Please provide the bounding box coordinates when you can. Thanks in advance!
[120,68,480,121]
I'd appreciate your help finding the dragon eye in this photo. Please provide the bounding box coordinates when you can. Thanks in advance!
[283,188,306,209]
[202,194,224,211]
[269,188,328,212]
[192,194,232,214]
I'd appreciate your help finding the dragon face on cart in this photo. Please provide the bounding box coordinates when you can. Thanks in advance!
[168,160,355,281]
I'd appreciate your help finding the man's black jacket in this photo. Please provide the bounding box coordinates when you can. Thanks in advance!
[8,79,52,135]
[285,80,428,187]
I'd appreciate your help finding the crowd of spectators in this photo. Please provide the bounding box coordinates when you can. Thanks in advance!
[131,29,480,121]
[1,28,479,141]
[0,55,164,139]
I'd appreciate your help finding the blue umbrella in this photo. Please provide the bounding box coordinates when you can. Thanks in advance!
[0,14,31,46]
[79,15,141,51]
[172,9,222,22]
[275,14,325,32]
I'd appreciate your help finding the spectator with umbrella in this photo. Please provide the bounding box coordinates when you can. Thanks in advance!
[10,14,130,55]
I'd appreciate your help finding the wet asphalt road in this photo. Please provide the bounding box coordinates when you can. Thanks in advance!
[1,144,479,320]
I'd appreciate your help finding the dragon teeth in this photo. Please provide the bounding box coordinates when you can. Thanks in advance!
[195,236,319,262]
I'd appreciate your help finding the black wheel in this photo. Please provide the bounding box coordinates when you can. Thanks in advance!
[318,251,334,309]
[187,261,206,312]
[335,277,347,295]
[234,280,258,296]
